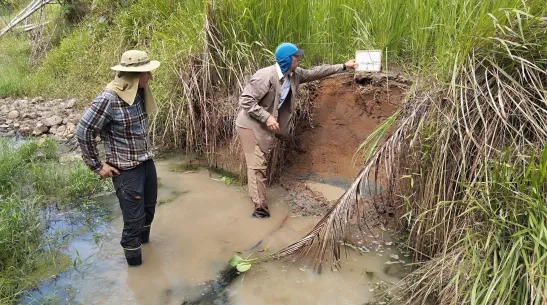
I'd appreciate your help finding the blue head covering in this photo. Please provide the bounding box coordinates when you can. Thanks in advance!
[275,42,304,73]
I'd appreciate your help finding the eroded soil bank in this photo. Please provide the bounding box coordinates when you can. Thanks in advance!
[280,73,409,217]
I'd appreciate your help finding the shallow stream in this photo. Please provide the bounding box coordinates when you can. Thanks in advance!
[22,158,409,305]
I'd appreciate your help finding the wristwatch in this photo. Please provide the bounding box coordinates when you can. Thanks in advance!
[343,63,347,70]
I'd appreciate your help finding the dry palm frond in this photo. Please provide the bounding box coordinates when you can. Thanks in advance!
[273,95,431,270]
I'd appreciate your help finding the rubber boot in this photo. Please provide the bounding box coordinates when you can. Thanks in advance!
[252,206,270,218]
[124,247,142,266]
[141,226,151,244]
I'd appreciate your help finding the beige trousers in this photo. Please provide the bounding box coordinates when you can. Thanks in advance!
[236,127,268,211]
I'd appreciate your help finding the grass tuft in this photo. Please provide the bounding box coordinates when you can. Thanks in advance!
[0,138,110,303]
[0,36,32,97]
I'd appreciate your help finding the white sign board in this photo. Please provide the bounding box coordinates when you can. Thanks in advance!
[355,50,382,72]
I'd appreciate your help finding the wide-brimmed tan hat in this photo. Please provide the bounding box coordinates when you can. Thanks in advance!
[110,50,160,72]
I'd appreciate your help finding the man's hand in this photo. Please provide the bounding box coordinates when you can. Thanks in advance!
[98,161,120,179]
[345,59,358,70]
[266,115,280,133]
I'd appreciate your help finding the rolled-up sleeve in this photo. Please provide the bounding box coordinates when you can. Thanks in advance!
[76,92,112,172]
[239,76,271,123]
[296,64,344,84]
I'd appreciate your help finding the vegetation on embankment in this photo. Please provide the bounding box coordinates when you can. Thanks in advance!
[4,0,536,182]
[271,3,547,305]
[1,0,532,150]
[0,138,109,304]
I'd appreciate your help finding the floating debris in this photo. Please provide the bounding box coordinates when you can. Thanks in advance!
[342,242,370,254]
[384,260,400,265]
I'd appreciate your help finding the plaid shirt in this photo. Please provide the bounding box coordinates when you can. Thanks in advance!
[76,89,153,172]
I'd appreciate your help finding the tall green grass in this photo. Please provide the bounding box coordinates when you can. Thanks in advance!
[0,35,32,97]
[399,147,547,304]
[184,0,528,95]
[0,195,44,303]
[0,138,109,303]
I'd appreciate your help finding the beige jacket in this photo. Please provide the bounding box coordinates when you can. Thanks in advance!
[236,63,344,153]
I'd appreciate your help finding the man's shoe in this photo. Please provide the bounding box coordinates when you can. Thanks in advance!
[252,207,270,218]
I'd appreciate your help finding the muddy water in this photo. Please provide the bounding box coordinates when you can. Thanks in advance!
[304,181,346,201]
[25,159,408,305]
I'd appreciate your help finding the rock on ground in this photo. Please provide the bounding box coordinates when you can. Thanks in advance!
[8,110,19,119]
[0,97,81,140]
[45,115,63,127]
[33,123,49,136]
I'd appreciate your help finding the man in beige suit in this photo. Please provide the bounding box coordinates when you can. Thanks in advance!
[236,42,357,218]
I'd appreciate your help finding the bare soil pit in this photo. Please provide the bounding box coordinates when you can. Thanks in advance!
[282,73,409,217]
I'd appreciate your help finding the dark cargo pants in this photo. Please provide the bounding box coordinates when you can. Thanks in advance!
[112,159,157,252]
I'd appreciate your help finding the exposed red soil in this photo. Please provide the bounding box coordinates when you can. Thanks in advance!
[284,73,406,181]
[282,72,410,217]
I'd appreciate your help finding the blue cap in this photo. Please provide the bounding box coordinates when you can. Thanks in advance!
[275,42,304,73]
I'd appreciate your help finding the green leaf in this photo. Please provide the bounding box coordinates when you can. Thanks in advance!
[221,176,233,185]
[236,262,252,272]
[229,255,243,267]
